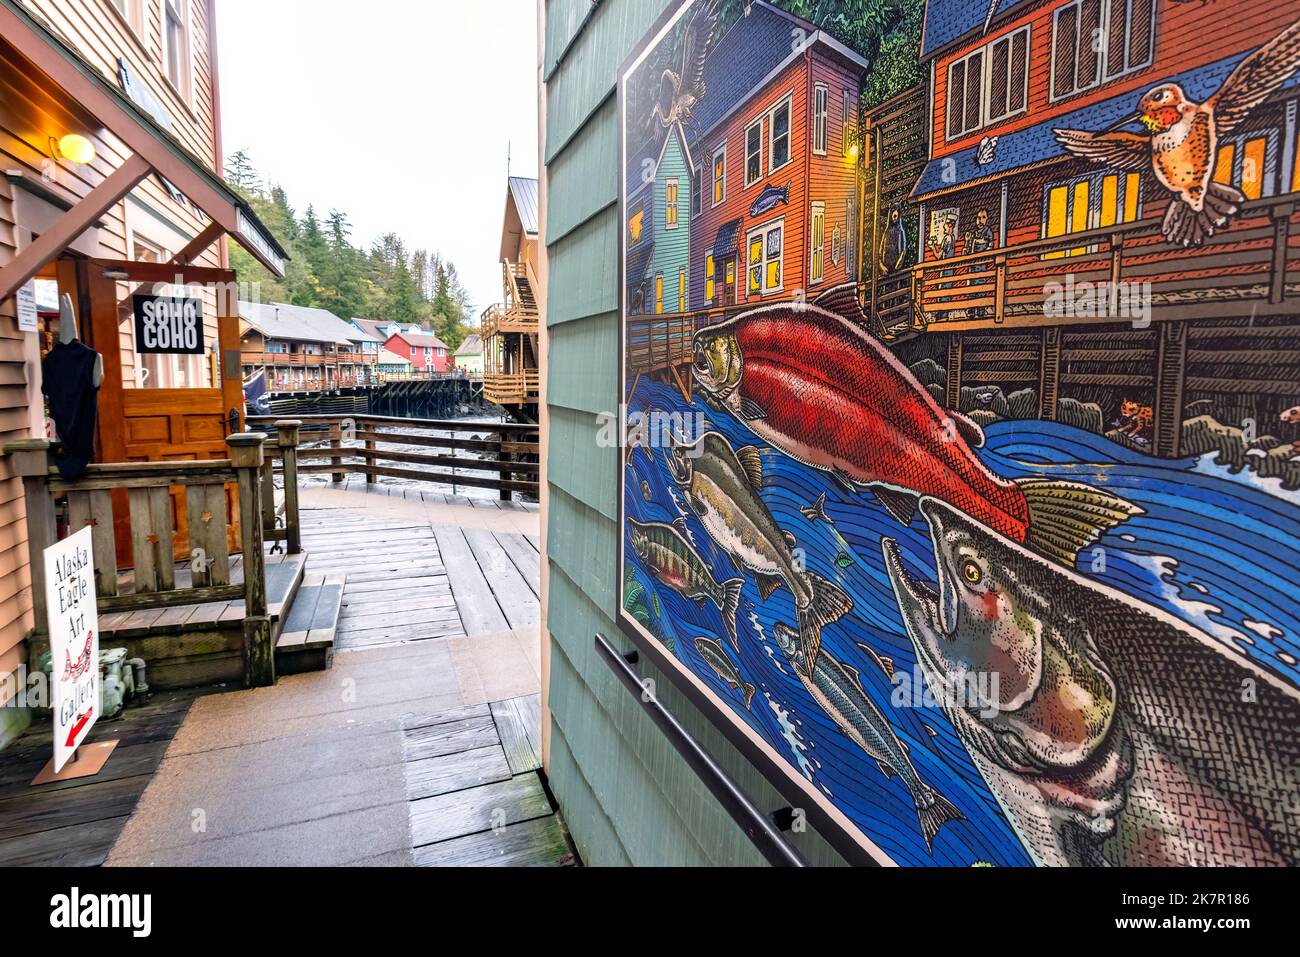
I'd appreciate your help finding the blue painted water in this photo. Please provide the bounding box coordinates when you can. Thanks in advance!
[622,380,1300,867]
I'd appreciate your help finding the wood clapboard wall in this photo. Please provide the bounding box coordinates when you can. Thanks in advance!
[0,0,222,735]
[542,0,847,867]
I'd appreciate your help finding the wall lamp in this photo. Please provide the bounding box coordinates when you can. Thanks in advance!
[50,134,97,166]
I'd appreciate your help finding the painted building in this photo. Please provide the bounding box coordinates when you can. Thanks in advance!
[239,301,367,390]
[376,346,413,378]
[383,329,450,373]
[626,122,693,316]
[453,333,484,375]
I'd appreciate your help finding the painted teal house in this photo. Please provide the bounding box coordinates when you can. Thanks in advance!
[542,0,847,866]
[626,121,693,315]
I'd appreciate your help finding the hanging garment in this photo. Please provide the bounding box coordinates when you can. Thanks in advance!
[42,340,101,480]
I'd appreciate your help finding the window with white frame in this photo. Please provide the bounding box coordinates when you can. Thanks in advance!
[745,120,763,187]
[110,0,145,37]
[747,219,784,295]
[813,84,829,155]
[665,178,679,229]
[947,25,1030,139]
[163,0,191,98]
[810,203,826,283]
[713,145,727,205]
[769,96,792,173]
[1052,0,1154,101]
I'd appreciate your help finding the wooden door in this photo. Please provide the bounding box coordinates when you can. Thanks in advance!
[82,259,245,566]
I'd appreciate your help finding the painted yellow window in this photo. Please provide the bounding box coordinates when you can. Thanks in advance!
[749,237,763,294]
[666,180,679,228]
[1070,180,1089,256]
[629,210,644,243]
[713,150,726,205]
[1241,137,1267,200]
[766,227,783,290]
[726,259,735,288]
[1123,172,1140,222]
[810,203,826,283]
[706,255,715,302]
[655,275,664,314]
[679,269,687,313]
[1214,144,1235,185]
[1045,185,1069,260]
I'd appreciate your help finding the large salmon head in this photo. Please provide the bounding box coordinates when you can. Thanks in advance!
[628,520,652,562]
[692,323,742,400]
[883,498,1118,772]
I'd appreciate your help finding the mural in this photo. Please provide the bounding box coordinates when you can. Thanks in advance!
[618,0,1300,866]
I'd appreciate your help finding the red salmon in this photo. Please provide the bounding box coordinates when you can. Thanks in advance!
[691,304,1141,566]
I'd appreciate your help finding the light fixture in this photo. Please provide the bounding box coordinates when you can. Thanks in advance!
[54,134,96,165]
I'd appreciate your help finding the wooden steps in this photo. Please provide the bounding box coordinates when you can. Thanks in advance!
[275,572,345,675]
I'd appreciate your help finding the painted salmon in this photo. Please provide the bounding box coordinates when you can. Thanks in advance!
[629,518,743,646]
[691,305,1142,566]
[666,431,852,663]
[773,622,963,852]
[694,636,756,710]
[884,497,1300,866]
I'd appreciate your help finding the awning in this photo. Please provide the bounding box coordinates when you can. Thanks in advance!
[0,0,289,303]
[712,219,743,259]
[910,49,1300,201]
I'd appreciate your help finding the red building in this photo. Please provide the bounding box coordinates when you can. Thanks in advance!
[683,1,869,313]
[383,329,451,373]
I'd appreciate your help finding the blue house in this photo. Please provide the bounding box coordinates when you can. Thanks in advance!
[626,122,693,315]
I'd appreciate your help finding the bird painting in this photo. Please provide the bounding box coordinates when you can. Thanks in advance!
[1053,19,1300,247]
[646,0,720,134]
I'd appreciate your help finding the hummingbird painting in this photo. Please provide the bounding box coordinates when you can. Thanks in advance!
[1053,19,1300,247]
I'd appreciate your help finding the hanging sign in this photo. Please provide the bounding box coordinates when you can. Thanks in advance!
[15,281,38,333]
[45,526,99,773]
[133,294,204,355]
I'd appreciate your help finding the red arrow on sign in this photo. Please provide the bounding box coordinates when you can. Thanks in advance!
[66,706,94,748]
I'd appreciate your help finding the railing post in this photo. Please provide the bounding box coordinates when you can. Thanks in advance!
[5,440,54,653]
[498,428,512,503]
[362,416,377,485]
[228,432,274,688]
[329,420,344,484]
[275,420,302,555]
[993,253,1007,324]
[1269,203,1293,305]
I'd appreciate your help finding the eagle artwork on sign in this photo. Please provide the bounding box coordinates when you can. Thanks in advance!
[618,0,1300,867]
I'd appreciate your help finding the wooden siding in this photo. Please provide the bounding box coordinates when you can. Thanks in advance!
[543,0,848,867]
[929,0,1300,162]
[0,0,221,725]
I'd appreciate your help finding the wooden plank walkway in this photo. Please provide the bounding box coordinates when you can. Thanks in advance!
[0,688,209,866]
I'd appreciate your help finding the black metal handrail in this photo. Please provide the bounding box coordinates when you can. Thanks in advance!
[594,633,806,867]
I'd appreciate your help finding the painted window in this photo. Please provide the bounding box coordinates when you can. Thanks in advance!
[769,97,792,173]
[706,254,716,302]
[1052,0,1154,101]
[748,220,784,295]
[713,146,727,205]
[1215,130,1280,200]
[813,83,829,155]
[655,274,664,314]
[679,269,687,313]
[666,179,679,229]
[1043,170,1142,258]
[810,202,826,283]
[947,26,1030,139]
[691,166,702,218]
[746,120,763,187]
[842,89,855,157]
[163,0,191,99]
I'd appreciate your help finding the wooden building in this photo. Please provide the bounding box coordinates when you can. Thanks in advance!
[383,327,450,374]
[873,0,1300,457]
[238,301,368,391]
[0,0,287,745]
[482,175,542,414]
[453,333,484,376]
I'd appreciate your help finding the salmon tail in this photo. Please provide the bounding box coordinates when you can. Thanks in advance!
[742,681,756,711]
[797,573,854,666]
[1019,478,1144,567]
[720,578,745,650]
[916,788,964,853]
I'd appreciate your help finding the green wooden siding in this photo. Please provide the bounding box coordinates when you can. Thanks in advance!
[543,0,848,867]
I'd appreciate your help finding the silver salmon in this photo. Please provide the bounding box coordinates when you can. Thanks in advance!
[694,636,756,710]
[629,518,743,647]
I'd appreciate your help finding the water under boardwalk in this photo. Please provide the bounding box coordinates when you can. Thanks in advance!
[0,425,574,868]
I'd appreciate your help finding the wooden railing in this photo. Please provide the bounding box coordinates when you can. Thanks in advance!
[909,193,1300,331]
[247,413,540,501]
[482,370,541,405]
[3,423,305,688]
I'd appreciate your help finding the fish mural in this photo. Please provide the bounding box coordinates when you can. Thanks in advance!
[619,0,1300,867]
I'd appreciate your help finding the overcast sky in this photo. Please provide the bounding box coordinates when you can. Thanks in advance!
[216,0,541,314]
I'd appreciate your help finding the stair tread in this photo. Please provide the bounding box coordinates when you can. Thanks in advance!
[277,573,345,651]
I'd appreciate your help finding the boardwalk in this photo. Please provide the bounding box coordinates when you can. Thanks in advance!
[0,484,573,868]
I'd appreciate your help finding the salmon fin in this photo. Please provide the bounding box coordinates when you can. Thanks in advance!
[856,642,895,680]
[831,468,857,494]
[923,724,938,737]
[756,575,784,601]
[842,661,864,691]
[874,487,918,526]
[877,760,896,779]
[735,446,765,489]
[948,411,986,449]
[1020,478,1144,566]
[916,789,964,853]
[737,396,767,421]
[797,572,854,666]
[672,516,690,537]
[720,578,745,650]
[727,551,744,574]
[742,681,756,711]
[801,491,832,524]
[782,530,797,549]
